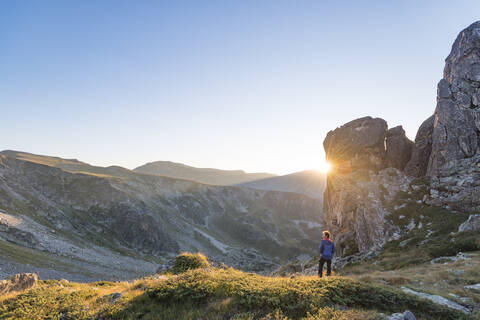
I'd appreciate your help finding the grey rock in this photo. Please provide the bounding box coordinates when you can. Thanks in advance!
[458,214,480,232]
[437,79,452,99]
[323,116,388,172]
[399,239,410,247]
[404,115,434,177]
[401,287,470,314]
[401,21,480,213]
[106,292,122,304]
[384,126,414,170]
[388,313,403,320]
[454,91,472,109]
[471,91,480,106]
[403,310,416,320]
[464,283,480,293]
[331,247,381,269]
[431,252,470,264]
[428,21,480,177]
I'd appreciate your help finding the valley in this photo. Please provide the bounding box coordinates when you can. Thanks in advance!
[0,150,325,281]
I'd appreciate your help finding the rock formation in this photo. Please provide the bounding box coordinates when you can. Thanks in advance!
[323,21,480,256]
[323,117,412,255]
[324,117,388,172]
[419,21,480,212]
[0,273,37,295]
[384,126,414,171]
[404,115,434,177]
[458,214,480,232]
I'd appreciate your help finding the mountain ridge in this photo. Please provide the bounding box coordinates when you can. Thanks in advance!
[133,160,276,186]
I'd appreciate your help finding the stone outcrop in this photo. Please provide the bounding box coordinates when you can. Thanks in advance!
[384,126,414,170]
[401,287,471,314]
[324,117,388,172]
[418,21,480,212]
[0,273,37,295]
[323,117,412,255]
[458,214,480,232]
[323,21,480,258]
[404,115,434,177]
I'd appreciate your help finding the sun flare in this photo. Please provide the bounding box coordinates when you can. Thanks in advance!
[318,161,332,174]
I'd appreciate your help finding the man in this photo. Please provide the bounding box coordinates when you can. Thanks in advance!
[318,230,335,277]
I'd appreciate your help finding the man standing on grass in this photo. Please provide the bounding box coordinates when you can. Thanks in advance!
[318,230,335,277]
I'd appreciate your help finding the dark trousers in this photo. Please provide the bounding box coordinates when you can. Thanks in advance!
[318,257,331,277]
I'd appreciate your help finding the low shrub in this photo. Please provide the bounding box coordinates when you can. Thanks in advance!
[170,252,210,274]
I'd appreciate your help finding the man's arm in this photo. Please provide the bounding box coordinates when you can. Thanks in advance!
[319,242,324,254]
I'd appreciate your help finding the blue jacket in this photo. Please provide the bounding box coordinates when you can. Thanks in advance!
[319,239,335,259]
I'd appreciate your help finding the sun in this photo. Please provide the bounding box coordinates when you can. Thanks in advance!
[318,161,332,174]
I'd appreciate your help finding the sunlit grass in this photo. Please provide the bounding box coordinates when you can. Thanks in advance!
[0,265,472,320]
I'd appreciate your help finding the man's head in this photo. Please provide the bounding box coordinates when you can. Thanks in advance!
[323,230,330,239]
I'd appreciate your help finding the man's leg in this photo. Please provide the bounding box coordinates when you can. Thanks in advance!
[318,258,326,277]
[326,259,332,276]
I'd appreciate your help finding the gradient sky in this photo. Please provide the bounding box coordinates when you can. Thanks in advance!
[2,1,480,175]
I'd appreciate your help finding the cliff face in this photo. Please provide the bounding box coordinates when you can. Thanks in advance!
[323,117,412,255]
[410,21,480,213]
[323,20,480,256]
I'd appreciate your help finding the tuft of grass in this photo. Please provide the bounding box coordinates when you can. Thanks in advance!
[169,252,210,274]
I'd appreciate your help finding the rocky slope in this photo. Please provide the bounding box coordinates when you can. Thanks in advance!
[0,151,323,281]
[323,21,480,257]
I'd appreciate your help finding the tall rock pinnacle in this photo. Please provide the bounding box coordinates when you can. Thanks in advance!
[427,21,480,177]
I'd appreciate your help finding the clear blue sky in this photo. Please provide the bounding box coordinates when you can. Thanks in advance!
[2,1,479,174]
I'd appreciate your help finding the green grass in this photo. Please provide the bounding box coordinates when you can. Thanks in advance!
[0,266,473,320]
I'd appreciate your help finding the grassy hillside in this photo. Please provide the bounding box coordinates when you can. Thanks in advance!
[0,263,472,320]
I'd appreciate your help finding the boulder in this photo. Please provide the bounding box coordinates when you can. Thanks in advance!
[0,273,38,295]
[464,283,480,293]
[387,311,416,320]
[404,115,434,177]
[388,313,404,320]
[403,311,416,320]
[458,214,480,232]
[323,116,387,172]
[401,287,470,314]
[384,126,414,170]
